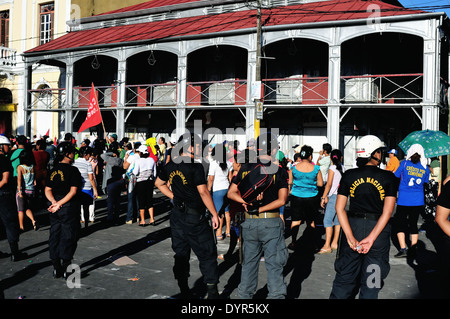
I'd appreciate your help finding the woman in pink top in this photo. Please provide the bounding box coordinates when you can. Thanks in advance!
[319,149,345,254]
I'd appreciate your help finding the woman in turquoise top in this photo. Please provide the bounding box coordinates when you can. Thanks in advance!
[288,145,323,250]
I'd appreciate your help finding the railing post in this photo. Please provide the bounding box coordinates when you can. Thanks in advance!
[176,54,187,137]
[64,61,74,136]
[116,57,126,138]
[328,42,341,149]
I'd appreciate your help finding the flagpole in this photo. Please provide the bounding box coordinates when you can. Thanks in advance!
[101,118,107,138]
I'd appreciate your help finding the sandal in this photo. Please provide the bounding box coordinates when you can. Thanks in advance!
[216,235,224,241]
[33,221,39,231]
[317,248,332,254]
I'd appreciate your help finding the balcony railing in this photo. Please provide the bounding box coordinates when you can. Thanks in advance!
[0,46,16,67]
[73,85,118,108]
[262,76,328,105]
[28,88,66,109]
[340,73,423,104]
[125,83,177,107]
[27,74,429,110]
[186,79,247,106]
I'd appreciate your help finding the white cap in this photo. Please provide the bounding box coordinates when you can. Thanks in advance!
[170,134,178,145]
[0,135,10,145]
[137,145,149,154]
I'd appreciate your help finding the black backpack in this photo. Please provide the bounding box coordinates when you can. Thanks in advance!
[237,163,275,204]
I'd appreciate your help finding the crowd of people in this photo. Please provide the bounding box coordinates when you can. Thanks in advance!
[0,129,450,299]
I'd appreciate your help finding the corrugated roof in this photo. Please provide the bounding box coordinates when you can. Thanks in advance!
[25,0,425,55]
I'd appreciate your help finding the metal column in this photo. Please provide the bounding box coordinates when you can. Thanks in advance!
[328,42,341,149]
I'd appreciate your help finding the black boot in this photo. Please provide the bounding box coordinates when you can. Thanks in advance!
[52,259,63,278]
[9,242,27,262]
[177,278,194,299]
[206,283,220,299]
[62,260,72,279]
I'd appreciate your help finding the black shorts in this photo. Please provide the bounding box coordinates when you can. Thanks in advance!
[136,179,154,210]
[290,195,320,223]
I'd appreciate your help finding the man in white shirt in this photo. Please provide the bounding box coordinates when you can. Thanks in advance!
[73,147,98,225]
[317,143,332,183]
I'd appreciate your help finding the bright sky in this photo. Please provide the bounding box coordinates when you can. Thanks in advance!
[399,0,450,17]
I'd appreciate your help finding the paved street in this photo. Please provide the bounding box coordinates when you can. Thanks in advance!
[0,191,445,305]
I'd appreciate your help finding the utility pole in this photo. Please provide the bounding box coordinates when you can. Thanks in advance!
[254,0,262,139]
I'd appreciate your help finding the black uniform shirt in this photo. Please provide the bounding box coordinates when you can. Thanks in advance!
[46,162,82,202]
[159,156,207,210]
[0,154,13,192]
[437,181,450,209]
[232,160,288,212]
[338,165,397,215]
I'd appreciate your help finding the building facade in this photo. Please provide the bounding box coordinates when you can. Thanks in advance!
[0,0,149,138]
[21,0,450,167]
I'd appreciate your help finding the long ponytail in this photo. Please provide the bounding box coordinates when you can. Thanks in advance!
[330,149,343,174]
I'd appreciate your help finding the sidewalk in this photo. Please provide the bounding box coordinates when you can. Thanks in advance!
[0,192,443,301]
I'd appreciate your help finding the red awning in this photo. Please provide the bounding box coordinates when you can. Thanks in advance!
[25,0,426,55]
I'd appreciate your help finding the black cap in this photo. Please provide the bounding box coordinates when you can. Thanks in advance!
[256,132,278,156]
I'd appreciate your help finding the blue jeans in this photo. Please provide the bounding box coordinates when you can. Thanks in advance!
[106,178,125,222]
[126,175,137,222]
[238,217,288,299]
[126,188,137,222]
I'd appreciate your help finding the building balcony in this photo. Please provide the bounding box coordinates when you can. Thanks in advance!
[26,73,439,110]
[0,46,17,79]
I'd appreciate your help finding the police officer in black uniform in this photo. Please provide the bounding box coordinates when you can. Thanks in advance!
[45,141,82,278]
[227,132,289,299]
[155,133,220,299]
[329,135,397,299]
[0,135,27,261]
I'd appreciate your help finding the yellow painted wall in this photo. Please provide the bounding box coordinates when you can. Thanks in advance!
[0,1,70,136]
[72,0,151,17]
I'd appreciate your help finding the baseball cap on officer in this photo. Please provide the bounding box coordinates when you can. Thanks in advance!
[356,135,385,158]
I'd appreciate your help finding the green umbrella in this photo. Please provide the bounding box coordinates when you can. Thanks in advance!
[398,129,450,158]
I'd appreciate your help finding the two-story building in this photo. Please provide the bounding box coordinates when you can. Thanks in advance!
[20,0,450,167]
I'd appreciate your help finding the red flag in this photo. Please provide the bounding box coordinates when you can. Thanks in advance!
[77,83,103,133]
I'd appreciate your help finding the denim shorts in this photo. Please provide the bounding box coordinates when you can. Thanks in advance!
[213,189,229,213]
[323,194,339,227]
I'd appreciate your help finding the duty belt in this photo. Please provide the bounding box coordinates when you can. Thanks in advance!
[348,212,380,221]
[245,212,280,219]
